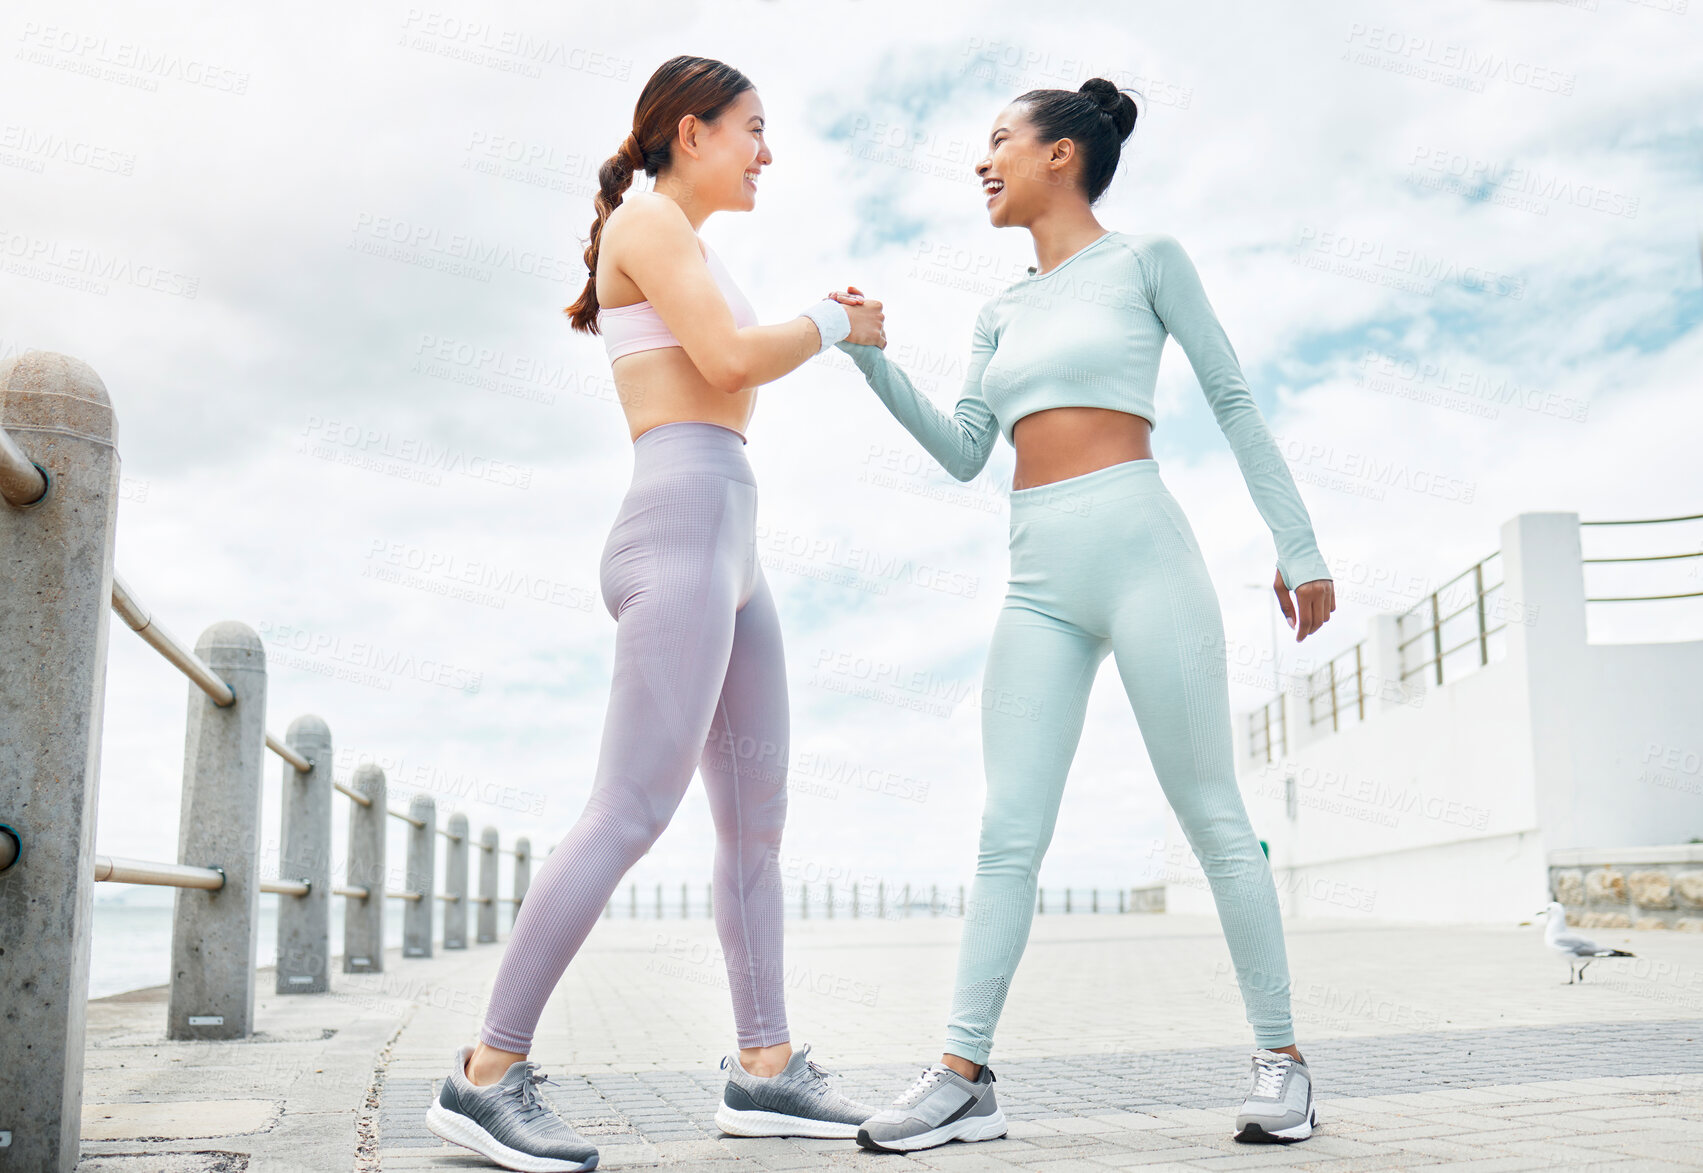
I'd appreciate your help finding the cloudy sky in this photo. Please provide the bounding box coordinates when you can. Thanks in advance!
[6,0,1699,915]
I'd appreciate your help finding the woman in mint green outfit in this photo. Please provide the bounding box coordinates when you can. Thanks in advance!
[836,80,1337,1152]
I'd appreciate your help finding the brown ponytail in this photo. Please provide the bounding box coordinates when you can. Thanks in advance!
[565,55,754,334]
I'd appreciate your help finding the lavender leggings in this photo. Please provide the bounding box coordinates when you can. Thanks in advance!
[479,421,791,1053]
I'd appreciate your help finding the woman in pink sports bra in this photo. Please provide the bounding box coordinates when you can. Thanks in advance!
[422,55,886,1173]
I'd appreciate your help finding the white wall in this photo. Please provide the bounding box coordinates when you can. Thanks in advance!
[1167,512,1703,924]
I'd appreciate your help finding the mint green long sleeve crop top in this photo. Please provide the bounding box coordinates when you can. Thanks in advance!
[836,230,1333,591]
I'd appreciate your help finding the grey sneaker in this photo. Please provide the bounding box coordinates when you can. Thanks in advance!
[425,1045,599,1172]
[856,1062,1008,1153]
[1234,1049,1316,1143]
[714,1042,875,1139]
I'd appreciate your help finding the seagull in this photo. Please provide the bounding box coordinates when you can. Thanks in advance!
[1537,901,1634,984]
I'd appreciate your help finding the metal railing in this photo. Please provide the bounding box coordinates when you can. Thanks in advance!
[1239,508,1701,766]
[0,415,49,506]
[92,570,537,984]
[1397,550,1505,686]
[1247,693,1286,764]
[593,880,1169,919]
[1580,511,1703,602]
[1305,640,1368,732]
[0,353,542,1170]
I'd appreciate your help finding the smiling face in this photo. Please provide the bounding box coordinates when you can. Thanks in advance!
[975,101,1080,228]
[677,87,771,213]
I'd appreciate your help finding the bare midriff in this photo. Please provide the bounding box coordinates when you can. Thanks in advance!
[1010,406,1154,491]
[610,347,757,443]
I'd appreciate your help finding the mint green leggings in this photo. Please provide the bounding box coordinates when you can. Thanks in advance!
[946,457,1295,1063]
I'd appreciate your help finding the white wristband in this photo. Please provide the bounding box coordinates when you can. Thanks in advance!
[799,298,850,355]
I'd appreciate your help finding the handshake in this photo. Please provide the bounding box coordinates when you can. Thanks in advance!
[825,286,887,349]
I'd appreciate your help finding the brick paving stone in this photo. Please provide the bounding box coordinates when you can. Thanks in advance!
[82,916,1699,1172]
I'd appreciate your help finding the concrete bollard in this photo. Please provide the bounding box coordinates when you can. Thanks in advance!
[403,795,436,958]
[277,715,332,993]
[443,811,469,949]
[476,826,498,943]
[511,836,530,927]
[166,616,269,1041]
[167,623,268,1042]
[0,352,120,1173]
[344,763,386,974]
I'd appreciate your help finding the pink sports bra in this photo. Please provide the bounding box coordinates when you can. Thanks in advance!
[598,239,758,362]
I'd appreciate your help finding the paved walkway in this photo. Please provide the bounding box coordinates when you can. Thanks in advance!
[78,914,1703,1171]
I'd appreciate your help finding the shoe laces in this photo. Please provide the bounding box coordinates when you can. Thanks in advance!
[802,1055,838,1097]
[1252,1052,1291,1099]
[506,1064,560,1124]
[896,1065,946,1108]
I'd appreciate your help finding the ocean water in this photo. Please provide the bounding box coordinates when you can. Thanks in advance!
[88,886,407,1000]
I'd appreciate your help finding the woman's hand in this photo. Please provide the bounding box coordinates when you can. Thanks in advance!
[1275,570,1335,642]
[831,285,885,348]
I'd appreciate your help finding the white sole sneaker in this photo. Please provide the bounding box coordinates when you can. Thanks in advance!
[856,1107,1009,1153]
[713,1103,864,1139]
[425,1102,598,1172]
[1235,1103,1317,1143]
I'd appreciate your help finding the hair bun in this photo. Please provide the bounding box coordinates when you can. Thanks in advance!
[1079,77,1137,141]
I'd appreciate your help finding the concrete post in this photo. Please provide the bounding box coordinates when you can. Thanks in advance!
[443,811,469,949]
[1365,612,1413,716]
[0,352,119,1173]
[343,763,386,974]
[511,836,530,927]
[277,715,332,993]
[476,825,498,943]
[167,623,268,1042]
[403,795,436,957]
[1502,512,1589,848]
